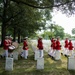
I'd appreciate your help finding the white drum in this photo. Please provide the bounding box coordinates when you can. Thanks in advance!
[8,45,15,53]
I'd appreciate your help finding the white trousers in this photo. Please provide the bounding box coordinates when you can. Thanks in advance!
[67,50,74,56]
[21,50,28,59]
[39,50,44,58]
[63,48,69,55]
[2,50,8,58]
[48,47,53,56]
[51,50,56,57]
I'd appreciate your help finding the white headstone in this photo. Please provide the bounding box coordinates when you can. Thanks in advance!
[72,53,75,57]
[13,52,18,60]
[5,57,13,71]
[68,57,75,70]
[32,45,36,52]
[55,50,61,60]
[37,58,44,69]
[34,50,39,60]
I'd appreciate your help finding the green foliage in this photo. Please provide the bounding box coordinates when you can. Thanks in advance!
[64,33,71,38]
[44,9,52,20]
[54,25,65,39]
[11,0,75,15]
[5,2,52,38]
[41,31,54,39]
[72,28,75,35]
[40,24,65,39]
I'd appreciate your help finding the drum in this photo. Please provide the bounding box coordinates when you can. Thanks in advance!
[8,45,15,53]
[8,42,19,53]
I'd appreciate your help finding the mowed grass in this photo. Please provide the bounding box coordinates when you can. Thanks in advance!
[0,44,75,75]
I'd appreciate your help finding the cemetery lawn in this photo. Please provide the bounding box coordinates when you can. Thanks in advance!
[0,46,75,75]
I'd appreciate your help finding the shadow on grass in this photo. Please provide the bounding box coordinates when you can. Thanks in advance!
[68,70,75,75]
[0,71,12,75]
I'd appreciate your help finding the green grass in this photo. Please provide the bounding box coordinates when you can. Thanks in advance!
[0,45,75,75]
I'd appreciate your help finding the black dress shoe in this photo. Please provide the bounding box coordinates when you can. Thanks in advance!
[61,53,63,55]
[48,54,51,57]
[65,55,68,57]
[0,55,3,58]
[20,56,22,58]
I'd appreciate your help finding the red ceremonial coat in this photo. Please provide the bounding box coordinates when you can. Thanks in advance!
[56,40,61,50]
[23,40,28,50]
[51,39,54,47]
[37,39,43,50]
[53,41,56,50]
[8,39,12,46]
[3,40,9,50]
[64,40,68,48]
[68,41,73,50]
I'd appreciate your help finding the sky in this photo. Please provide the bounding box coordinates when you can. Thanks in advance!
[52,11,75,35]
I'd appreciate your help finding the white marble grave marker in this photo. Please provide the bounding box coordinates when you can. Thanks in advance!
[55,51,61,60]
[37,58,44,69]
[34,50,39,60]
[68,57,75,70]
[32,45,36,52]
[13,52,18,60]
[5,57,13,71]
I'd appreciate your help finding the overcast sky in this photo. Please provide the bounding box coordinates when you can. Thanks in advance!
[52,10,75,35]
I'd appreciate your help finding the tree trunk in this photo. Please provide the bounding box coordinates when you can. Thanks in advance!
[0,24,6,47]
[0,0,8,47]
[18,31,21,43]
[13,27,16,42]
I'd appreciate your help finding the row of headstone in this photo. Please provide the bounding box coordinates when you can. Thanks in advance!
[5,46,75,71]
[6,53,75,71]
[31,41,75,70]
[5,49,44,71]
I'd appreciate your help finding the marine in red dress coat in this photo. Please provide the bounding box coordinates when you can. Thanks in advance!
[51,38,54,48]
[53,40,56,50]
[64,38,68,48]
[56,38,61,50]
[8,37,12,46]
[37,38,43,50]
[23,39,28,50]
[68,40,73,50]
[3,39,9,50]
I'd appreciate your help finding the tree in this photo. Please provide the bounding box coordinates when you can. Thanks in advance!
[72,28,75,35]
[54,25,65,39]
[64,33,71,38]
[40,24,65,39]
[3,1,52,43]
[0,0,52,46]
[0,0,24,46]
[0,0,75,46]
[41,31,54,39]
[11,0,75,15]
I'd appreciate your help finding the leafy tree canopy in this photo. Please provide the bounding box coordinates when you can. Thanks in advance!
[11,0,75,15]
[72,28,75,35]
